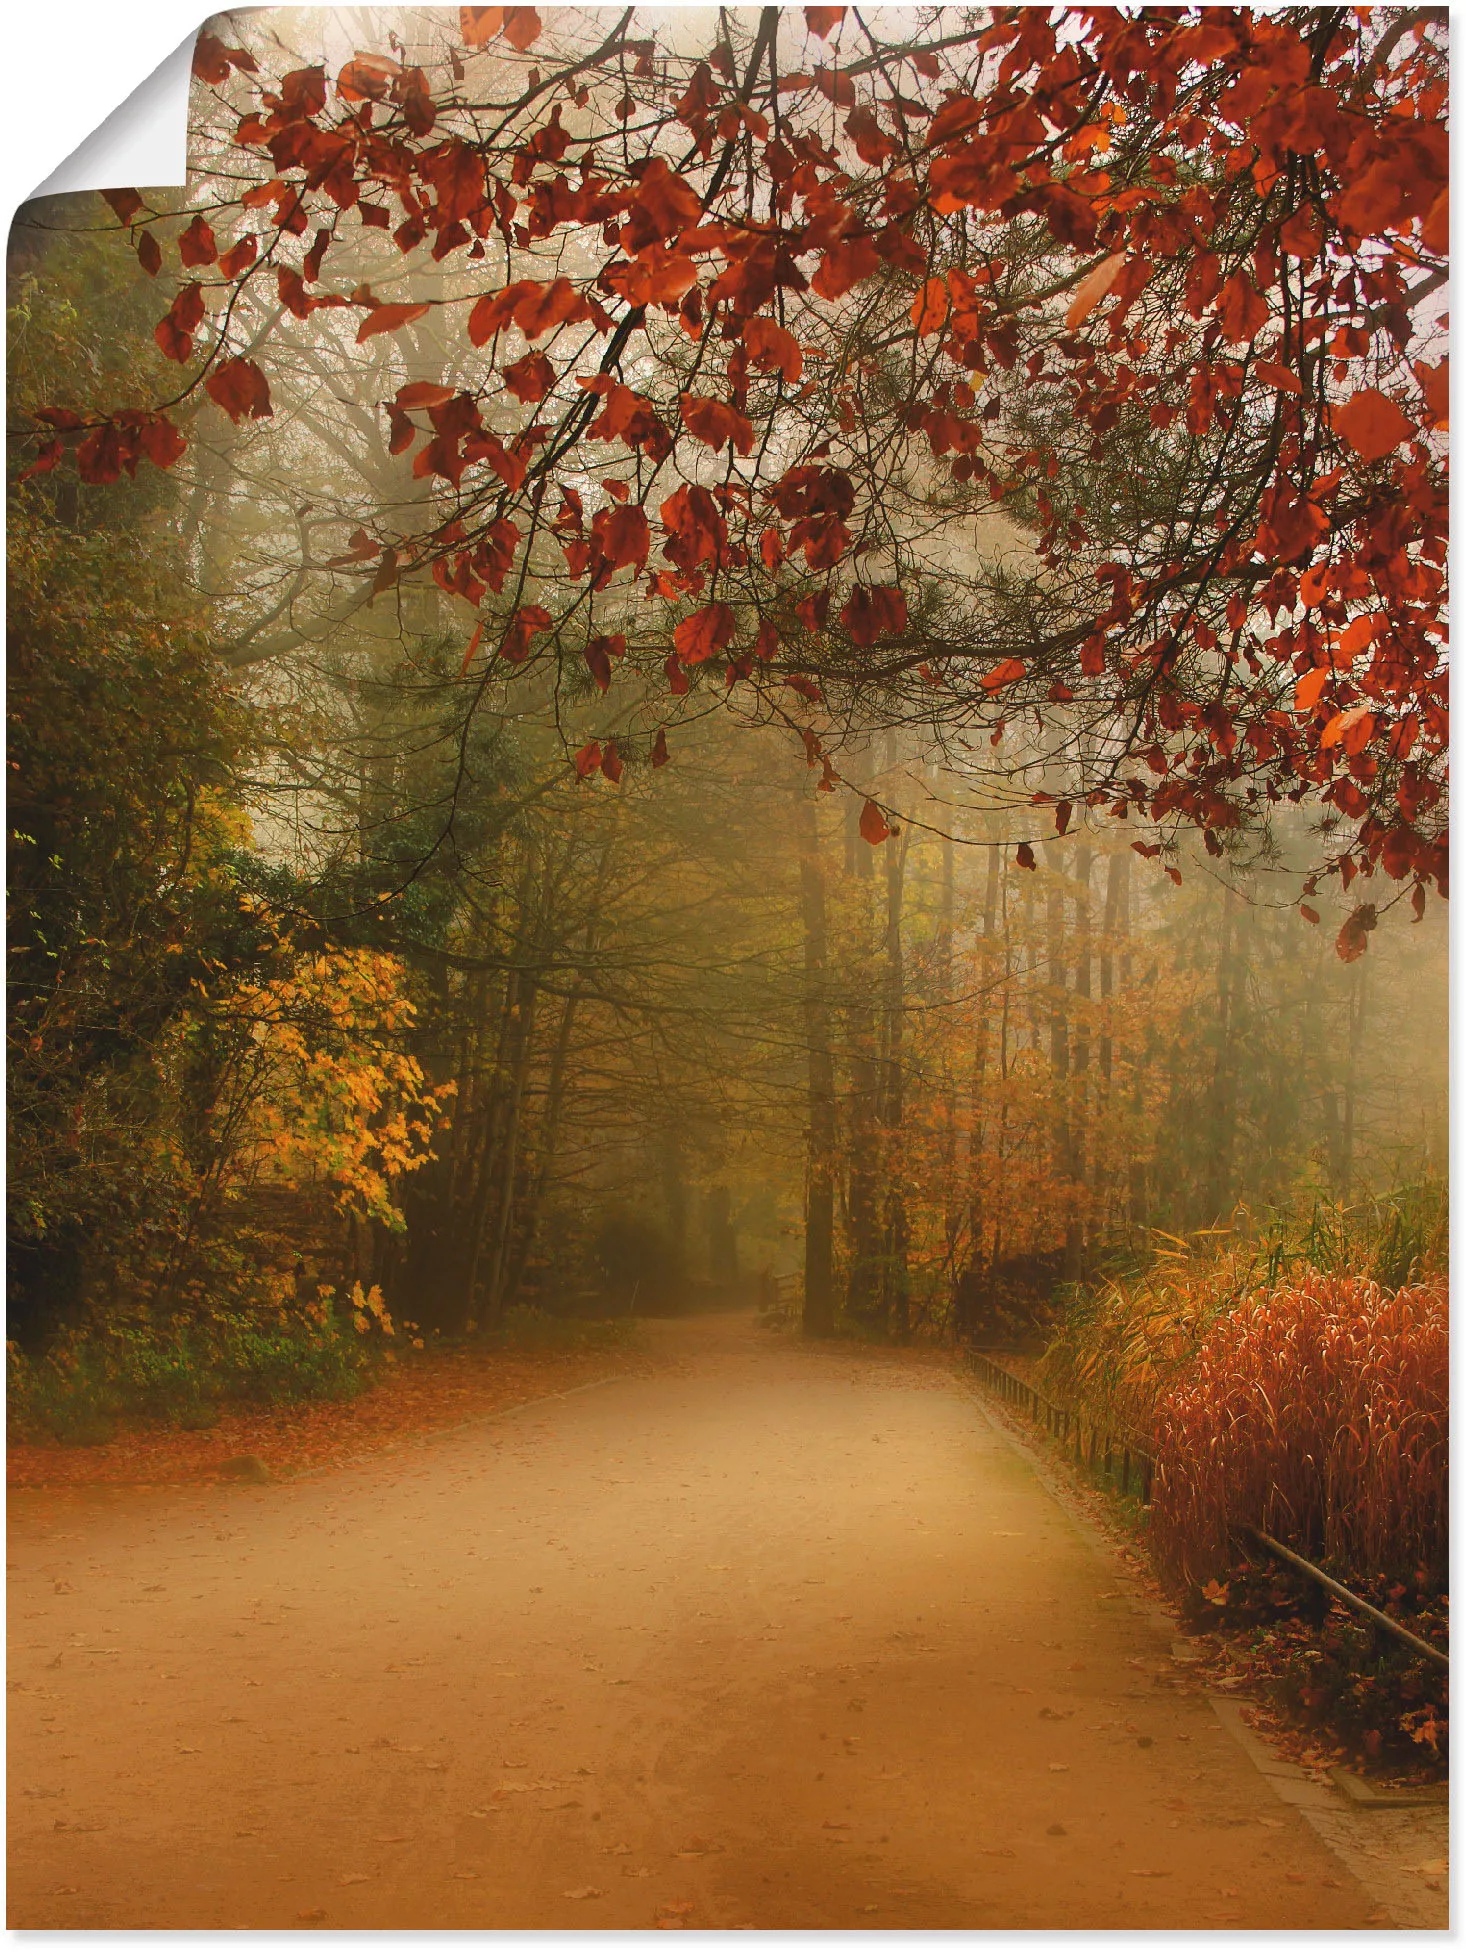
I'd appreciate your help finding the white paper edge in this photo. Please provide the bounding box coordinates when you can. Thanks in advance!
[28,32,196,204]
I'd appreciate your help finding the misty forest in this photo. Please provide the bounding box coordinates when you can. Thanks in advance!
[8,5,1448,1932]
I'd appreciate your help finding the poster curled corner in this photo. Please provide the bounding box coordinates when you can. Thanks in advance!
[29,29,197,204]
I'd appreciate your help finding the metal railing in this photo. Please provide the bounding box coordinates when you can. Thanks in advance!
[965,1349,1447,1672]
[1243,1526,1449,1671]
[966,1349,1155,1504]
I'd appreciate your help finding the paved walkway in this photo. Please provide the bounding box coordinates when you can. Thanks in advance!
[9,1314,1392,1927]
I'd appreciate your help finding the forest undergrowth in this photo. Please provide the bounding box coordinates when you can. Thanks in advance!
[1032,1184,1448,1778]
[7,1307,648,1489]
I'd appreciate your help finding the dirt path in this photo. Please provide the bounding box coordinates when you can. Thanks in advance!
[8,1312,1397,1929]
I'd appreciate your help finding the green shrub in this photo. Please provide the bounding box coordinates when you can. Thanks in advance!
[8,1310,380,1443]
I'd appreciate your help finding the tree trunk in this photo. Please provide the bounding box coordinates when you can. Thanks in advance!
[881,826,911,1337]
[797,795,836,1337]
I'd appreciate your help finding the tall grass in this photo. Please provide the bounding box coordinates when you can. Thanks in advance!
[1039,1178,1446,1435]
[1149,1271,1447,1584]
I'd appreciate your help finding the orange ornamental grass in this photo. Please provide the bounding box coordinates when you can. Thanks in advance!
[1150,1272,1447,1587]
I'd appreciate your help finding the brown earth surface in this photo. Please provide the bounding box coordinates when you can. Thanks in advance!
[7,1312,1413,1928]
[6,1338,653,1490]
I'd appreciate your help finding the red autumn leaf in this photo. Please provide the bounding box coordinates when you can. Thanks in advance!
[76,423,128,485]
[1335,902,1377,963]
[1255,360,1302,395]
[630,156,702,237]
[811,233,880,300]
[583,633,626,692]
[337,53,399,101]
[574,740,602,778]
[840,585,907,646]
[910,276,949,338]
[600,742,624,784]
[458,622,484,676]
[357,302,431,343]
[805,6,845,37]
[651,727,670,768]
[217,235,258,278]
[502,603,554,663]
[661,482,727,570]
[502,7,542,51]
[679,394,754,455]
[813,65,855,107]
[154,282,206,363]
[191,30,256,82]
[203,356,273,422]
[423,141,486,225]
[178,214,217,267]
[859,799,891,845]
[395,381,457,410]
[459,7,503,45]
[467,282,537,344]
[1294,666,1330,713]
[1065,252,1126,329]
[982,656,1026,691]
[136,231,162,277]
[674,602,736,665]
[1333,388,1414,464]
[1215,270,1270,343]
[137,415,187,469]
[602,244,698,308]
[783,674,824,703]
[101,188,144,226]
[1414,357,1448,428]
[19,439,63,481]
[744,317,803,384]
[845,105,898,166]
[504,351,555,403]
[1320,704,1375,754]
[512,278,590,339]
[591,503,650,575]
[1014,842,1037,871]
